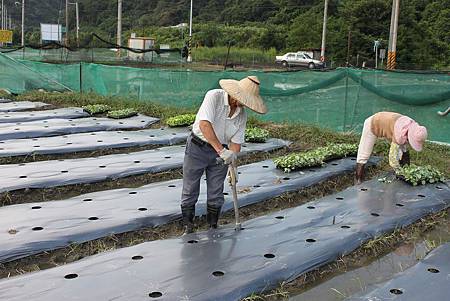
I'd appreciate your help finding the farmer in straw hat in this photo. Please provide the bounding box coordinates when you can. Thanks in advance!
[355,112,427,184]
[180,76,267,234]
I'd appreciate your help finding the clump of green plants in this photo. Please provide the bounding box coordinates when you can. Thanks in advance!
[274,143,358,172]
[245,127,270,143]
[396,164,445,186]
[107,108,138,119]
[167,114,196,127]
[82,104,112,115]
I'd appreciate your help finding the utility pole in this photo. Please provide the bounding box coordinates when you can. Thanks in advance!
[65,0,69,46]
[75,2,79,47]
[21,0,24,47]
[117,0,122,57]
[187,0,193,62]
[320,0,329,63]
[387,0,400,70]
[1,0,4,30]
[68,2,79,46]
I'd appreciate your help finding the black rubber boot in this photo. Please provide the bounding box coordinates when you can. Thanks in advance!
[355,163,365,184]
[399,151,410,167]
[181,206,195,235]
[206,204,221,229]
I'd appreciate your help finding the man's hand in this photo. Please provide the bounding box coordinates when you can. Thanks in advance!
[219,148,237,165]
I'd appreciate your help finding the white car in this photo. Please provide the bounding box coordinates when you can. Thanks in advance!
[275,52,324,69]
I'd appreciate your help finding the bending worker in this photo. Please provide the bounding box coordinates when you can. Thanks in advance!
[355,111,427,184]
[180,76,267,234]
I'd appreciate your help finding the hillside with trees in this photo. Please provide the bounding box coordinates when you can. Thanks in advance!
[6,0,450,69]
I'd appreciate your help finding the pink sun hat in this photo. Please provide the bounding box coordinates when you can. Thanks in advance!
[408,122,427,151]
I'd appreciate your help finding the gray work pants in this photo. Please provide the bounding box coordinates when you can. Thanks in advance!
[181,135,228,209]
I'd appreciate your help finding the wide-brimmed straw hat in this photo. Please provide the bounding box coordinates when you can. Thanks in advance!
[219,76,267,114]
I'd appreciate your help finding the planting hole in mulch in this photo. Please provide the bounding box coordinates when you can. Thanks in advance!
[188,240,198,244]
[264,253,276,259]
[361,188,368,191]
[64,274,78,280]
[306,239,316,243]
[275,216,285,220]
[83,198,93,202]
[31,206,42,210]
[371,213,380,217]
[390,288,403,295]
[307,206,315,209]
[418,194,426,198]
[88,217,99,221]
[341,225,351,229]
[32,227,43,231]
[396,203,405,207]
[212,271,225,277]
[138,208,148,211]
[427,268,440,273]
[336,197,344,200]
[148,292,163,298]
[129,192,137,195]
[132,255,143,261]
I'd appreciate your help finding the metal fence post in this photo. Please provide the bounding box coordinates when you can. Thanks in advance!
[79,62,82,93]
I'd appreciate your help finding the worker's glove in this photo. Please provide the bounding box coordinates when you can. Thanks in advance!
[219,148,237,165]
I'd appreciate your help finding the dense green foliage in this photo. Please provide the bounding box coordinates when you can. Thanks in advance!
[166,114,197,127]
[107,108,138,119]
[396,164,445,186]
[8,0,450,68]
[245,127,270,143]
[274,143,358,172]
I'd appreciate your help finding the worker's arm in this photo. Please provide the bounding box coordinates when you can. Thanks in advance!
[199,120,225,153]
[388,142,402,170]
[229,142,241,153]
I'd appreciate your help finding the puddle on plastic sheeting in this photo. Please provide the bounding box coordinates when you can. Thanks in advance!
[289,222,450,301]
